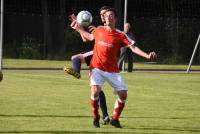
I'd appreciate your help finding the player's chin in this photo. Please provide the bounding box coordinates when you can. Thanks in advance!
[106,23,112,26]
[102,20,106,23]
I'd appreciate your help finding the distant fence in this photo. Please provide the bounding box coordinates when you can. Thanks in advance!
[3,0,200,64]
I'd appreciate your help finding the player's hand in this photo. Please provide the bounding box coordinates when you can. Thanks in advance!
[70,20,79,30]
[69,14,76,21]
[148,52,157,60]
[88,25,96,32]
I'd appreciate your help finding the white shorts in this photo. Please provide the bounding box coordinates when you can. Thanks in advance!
[90,68,127,94]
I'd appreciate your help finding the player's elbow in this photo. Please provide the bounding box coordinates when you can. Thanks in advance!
[88,35,94,41]
[82,38,87,42]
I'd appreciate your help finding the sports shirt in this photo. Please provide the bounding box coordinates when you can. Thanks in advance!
[90,26,135,72]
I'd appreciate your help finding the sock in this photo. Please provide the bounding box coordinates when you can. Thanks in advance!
[90,96,100,120]
[72,57,81,73]
[99,91,109,118]
[113,98,125,121]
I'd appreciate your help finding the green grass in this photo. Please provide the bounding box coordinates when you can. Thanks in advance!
[2,58,200,70]
[0,70,200,134]
[3,59,68,69]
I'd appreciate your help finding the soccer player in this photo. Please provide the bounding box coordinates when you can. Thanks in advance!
[64,6,111,125]
[118,23,136,72]
[70,8,156,128]
[64,6,110,79]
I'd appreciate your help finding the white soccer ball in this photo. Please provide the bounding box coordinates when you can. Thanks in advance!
[76,10,93,27]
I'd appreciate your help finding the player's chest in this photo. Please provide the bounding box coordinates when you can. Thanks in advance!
[97,33,121,46]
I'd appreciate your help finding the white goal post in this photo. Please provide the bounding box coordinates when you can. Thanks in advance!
[0,0,4,81]
[122,0,128,72]
[187,33,200,73]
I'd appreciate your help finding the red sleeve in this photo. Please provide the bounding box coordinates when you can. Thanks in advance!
[121,33,135,47]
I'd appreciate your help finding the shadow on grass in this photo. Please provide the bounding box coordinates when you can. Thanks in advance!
[123,126,200,133]
[121,116,200,120]
[0,114,92,118]
[0,114,199,133]
[1,114,199,120]
[121,116,200,133]
[0,131,134,134]
[0,129,199,134]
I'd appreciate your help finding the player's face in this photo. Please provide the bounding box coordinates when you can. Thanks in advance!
[104,11,116,27]
[100,9,107,23]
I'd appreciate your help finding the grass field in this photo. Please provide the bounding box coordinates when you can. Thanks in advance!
[0,68,200,133]
[3,58,200,70]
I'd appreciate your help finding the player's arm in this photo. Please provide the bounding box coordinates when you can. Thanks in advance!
[71,20,94,41]
[128,44,156,60]
[80,32,88,42]
[80,25,96,42]
[70,14,93,42]
[77,26,94,41]
[88,25,96,33]
[122,33,156,60]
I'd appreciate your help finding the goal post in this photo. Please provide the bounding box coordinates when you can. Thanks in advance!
[122,0,128,72]
[0,0,4,81]
[187,33,200,73]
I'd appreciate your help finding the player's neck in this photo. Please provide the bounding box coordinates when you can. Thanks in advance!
[105,25,115,31]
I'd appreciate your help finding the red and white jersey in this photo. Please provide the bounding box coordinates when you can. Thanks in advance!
[90,26,135,72]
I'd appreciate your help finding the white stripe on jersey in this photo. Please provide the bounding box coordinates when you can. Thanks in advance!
[115,29,135,47]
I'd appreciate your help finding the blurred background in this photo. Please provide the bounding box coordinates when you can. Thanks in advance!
[1,0,200,64]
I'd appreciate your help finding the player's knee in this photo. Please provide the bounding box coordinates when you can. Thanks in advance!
[91,85,101,98]
[118,90,127,100]
[71,56,78,60]
[71,55,75,60]
[72,54,81,60]
[72,56,85,63]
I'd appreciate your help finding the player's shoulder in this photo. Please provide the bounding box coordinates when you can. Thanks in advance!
[93,26,105,33]
[115,28,123,33]
[115,29,125,34]
[115,29,127,37]
[96,25,105,29]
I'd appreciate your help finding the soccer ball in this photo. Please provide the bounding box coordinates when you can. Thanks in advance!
[76,10,92,27]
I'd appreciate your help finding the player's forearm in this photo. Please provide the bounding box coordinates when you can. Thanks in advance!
[80,33,88,42]
[77,28,94,41]
[130,45,150,59]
